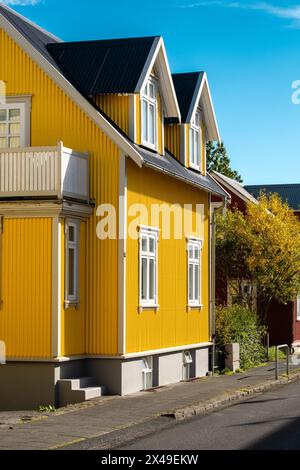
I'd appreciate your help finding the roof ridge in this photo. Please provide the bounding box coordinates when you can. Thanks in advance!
[0,2,62,42]
[47,35,160,48]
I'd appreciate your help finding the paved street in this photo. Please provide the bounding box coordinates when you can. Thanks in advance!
[119,380,300,450]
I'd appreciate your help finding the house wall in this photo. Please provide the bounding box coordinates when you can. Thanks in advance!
[165,124,181,160]
[93,94,130,136]
[126,160,211,353]
[0,27,120,357]
[0,217,52,358]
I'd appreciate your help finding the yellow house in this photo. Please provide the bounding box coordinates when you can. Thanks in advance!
[0,4,227,409]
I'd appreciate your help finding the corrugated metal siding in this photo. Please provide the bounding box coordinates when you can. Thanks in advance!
[165,124,180,160]
[94,94,130,137]
[0,28,119,356]
[126,160,210,353]
[0,217,52,358]
[60,221,86,356]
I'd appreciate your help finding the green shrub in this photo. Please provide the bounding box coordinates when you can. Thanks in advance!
[215,304,266,370]
[268,346,286,361]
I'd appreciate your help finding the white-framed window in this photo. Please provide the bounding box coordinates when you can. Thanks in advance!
[187,238,203,307]
[189,110,202,171]
[141,78,157,149]
[297,296,300,321]
[142,356,153,390]
[182,351,193,380]
[139,227,158,308]
[0,102,27,149]
[65,220,80,306]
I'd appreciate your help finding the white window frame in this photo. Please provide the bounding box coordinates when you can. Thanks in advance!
[189,110,202,171]
[141,77,157,150]
[0,95,31,149]
[142,356,153,390]
[139,226,159,309]
[297,296,300,321]
[65,220,80,307]
[187,237,203,308]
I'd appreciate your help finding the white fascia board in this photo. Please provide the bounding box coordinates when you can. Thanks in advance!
[0,13,143,168]
[187,73,221,143]
[134,37,181,121]
[211,171,259,205]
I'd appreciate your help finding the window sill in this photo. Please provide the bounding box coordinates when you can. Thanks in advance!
[187,304,203,311]
[189,163,201,172]
[141,140,157,152]
[139,304,160,313]
[64,300,80,310]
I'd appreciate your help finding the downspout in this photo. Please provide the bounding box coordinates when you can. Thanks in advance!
[209,197,227,375]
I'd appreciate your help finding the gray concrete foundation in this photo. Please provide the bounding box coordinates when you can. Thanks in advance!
[0,345,211,410]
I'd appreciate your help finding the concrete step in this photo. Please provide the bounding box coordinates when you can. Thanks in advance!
[57,377,106,407]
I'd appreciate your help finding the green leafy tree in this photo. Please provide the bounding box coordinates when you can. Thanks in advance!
[207,141,243,183]
[216,193,300,320]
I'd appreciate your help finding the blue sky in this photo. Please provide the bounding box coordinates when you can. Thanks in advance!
[4,0,300,184]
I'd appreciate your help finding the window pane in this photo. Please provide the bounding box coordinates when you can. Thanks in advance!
[195,112,200,127]
[9,136,20,148]
[194,246,200,260]
[195,132,199,166]
[0,110,6,122]
[9,109,20,121]
[149,104,155,144]
[189,245,194,260]
[142,100,148,141]
[141,257,148,300]
[190,129,194,164]
[194,264,199,302]
[141,237,147,253]
[68,225,75,242]
[149,83,155,99]
[149,258,155,301]
[189,263,194,301]
[149,237,155,254]
[9,122,20,135]
[0,137,6,148]
[0,124,6,136]
[68,247,75,296]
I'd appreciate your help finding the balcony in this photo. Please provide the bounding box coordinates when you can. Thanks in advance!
[0,142,89,201]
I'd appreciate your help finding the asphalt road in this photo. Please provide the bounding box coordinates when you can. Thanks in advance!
[118,380,300,450]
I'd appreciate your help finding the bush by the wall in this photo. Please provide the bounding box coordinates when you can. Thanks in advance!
[215,304,266,370]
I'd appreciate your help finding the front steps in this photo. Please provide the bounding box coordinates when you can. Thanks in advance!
[57,377,106,407]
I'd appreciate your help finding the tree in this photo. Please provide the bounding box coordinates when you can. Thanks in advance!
[216,193,300,320]
[207,141,243,183]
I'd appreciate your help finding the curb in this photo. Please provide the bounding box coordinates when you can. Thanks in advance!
[162,371,300,420]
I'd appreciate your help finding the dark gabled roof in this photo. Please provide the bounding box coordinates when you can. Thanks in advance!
[0,3,61,67]
[47,37,158,96]
[172,72,204,122]
[245,184,300,211]
[136,145,228,198]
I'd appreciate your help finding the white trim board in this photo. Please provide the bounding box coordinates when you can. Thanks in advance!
[0,10,143,168]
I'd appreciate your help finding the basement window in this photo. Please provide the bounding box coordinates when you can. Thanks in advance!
[142,357,153,390]
[65,220,80,307]
[182,351,193,380]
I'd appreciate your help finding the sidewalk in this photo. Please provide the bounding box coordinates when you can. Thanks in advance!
[0,361,299,450]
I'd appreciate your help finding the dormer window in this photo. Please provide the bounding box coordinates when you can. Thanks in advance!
[141,78,157,149]
[189,110,202,171]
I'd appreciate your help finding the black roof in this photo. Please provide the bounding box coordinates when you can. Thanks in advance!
[47,37,158,96]
[245,184,300,211]
[172,72,203,122]
[0,3,60,67]
[137,145,228,198]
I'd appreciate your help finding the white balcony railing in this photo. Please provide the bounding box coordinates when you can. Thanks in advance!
[0,142,89,201]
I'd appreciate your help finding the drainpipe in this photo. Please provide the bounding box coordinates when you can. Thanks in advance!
[209,197,227,375]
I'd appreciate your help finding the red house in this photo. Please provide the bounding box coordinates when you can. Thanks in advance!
[212,172,300,351]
